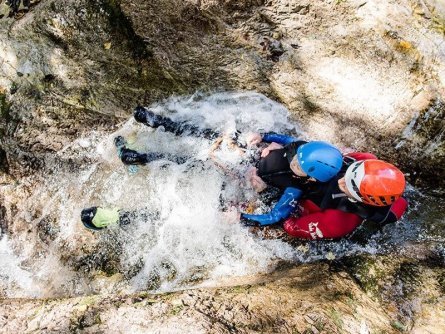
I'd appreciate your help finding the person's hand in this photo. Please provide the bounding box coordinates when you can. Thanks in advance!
[261,142,284,158]
[246,132,262,147]
[251,174,267,192]
[245,167,267,193]
[222,207,241,224]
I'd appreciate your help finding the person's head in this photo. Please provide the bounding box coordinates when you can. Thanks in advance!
[288,141,343,182]
[339,159,405,206]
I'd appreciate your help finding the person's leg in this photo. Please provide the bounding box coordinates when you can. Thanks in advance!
[114,136,187,165]
[134,106,220,140]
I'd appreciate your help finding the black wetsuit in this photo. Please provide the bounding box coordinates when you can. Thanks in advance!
[257,140,311,191]
[118,146,188,165]
[134,106,221,140]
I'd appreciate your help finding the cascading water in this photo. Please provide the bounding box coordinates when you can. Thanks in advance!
[0,92,443,299]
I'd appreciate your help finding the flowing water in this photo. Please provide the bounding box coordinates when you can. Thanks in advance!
[0,92,443,299]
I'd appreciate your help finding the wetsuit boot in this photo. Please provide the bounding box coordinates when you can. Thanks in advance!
[81,207,133,230]
[134,106,166,128]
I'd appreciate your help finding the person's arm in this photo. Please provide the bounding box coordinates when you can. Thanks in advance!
[240,187,302,226]
[262,132,298,145]
[283,209,362,239]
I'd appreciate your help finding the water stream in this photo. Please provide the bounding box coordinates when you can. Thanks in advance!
[0,92,443,299]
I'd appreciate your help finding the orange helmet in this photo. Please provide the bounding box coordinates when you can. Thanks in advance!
[345,160,405,206]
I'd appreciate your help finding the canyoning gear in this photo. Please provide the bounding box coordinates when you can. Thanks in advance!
[283,196,408,239]
[257,141,312,191]
[282,153,408,240]
[241,187,302,226]
[345,160,406,206]
[260,134,343,182]
[283,204,363,239]
[134,107,164,127]
[114,135,126,149]
[242,136,342,225]
[295,141,343,182]
[81,207,158,231]
[92,207,120,228]
[81,207,102,230]
[134,106,221,140]
[81,207,120,230]
[81,207,134,230]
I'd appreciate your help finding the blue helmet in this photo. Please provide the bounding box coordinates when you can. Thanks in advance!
[296,141,343,182]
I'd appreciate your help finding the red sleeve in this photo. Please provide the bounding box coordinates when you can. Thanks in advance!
[283,209,362,239]
[390,197,408,220]
[345,152,378,161]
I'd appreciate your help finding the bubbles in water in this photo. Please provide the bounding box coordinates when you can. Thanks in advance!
[0,236,36,298]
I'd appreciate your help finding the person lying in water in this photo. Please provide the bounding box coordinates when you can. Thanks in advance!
[239,132,345,225]
[280,158,408,240]
[107,107,407,239]
[240,131,408,239]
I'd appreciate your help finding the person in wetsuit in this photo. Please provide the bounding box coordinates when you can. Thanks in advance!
[239,132,408,239]
[129,109,346,228]
[282,158,408,240]
[239,132,344,226]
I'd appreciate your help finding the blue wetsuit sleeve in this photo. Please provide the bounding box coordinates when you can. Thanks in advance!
[241,187,302,226]
[262,133,298,145]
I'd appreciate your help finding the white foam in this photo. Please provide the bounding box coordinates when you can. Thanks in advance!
[1,91,305,297]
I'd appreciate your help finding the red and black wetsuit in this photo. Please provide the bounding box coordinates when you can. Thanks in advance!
[282,153,408,239]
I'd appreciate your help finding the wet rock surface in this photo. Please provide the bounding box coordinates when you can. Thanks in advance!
[0,0,445,188]
[1,259,444,333]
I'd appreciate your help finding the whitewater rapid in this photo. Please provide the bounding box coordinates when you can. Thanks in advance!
[0,92,431,298]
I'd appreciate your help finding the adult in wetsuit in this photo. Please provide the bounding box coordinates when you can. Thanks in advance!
[240,133,344,226]
[283,158,408,240]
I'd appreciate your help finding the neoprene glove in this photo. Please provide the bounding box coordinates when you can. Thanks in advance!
[240,187,302,226]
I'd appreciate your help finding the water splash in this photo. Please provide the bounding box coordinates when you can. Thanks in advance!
[0,236,36,298]
[0,91,442,298]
